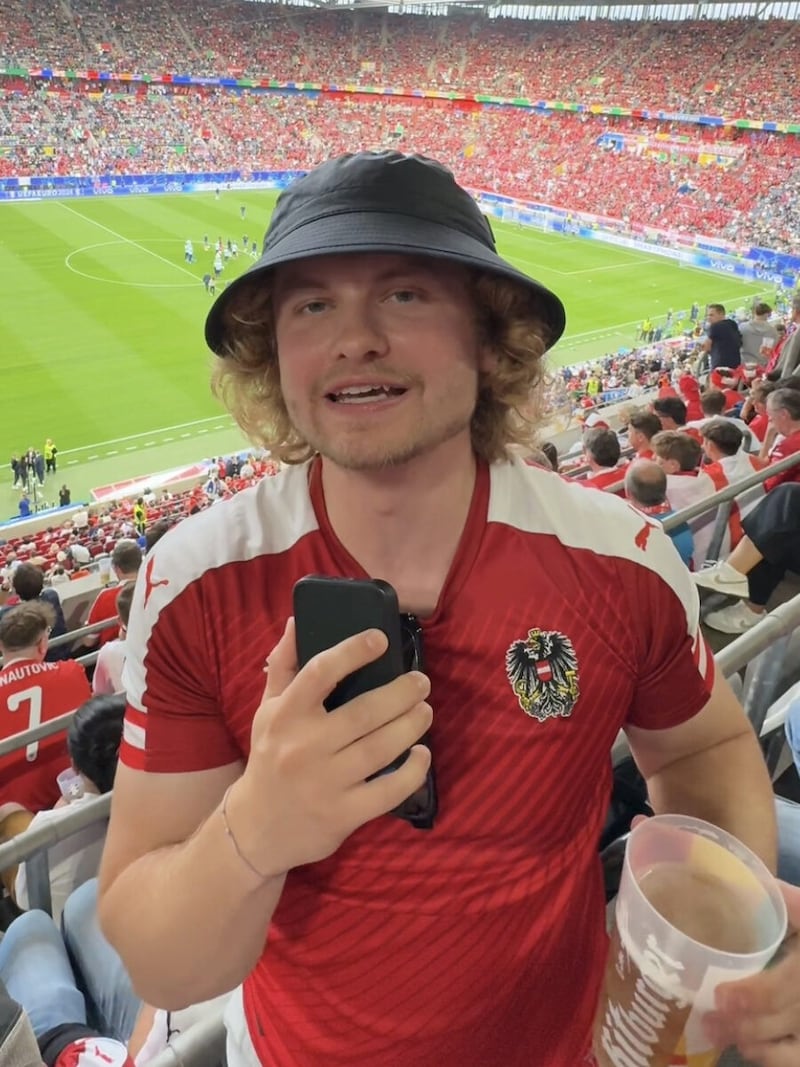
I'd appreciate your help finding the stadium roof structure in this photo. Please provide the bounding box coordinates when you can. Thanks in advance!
[246,0,800,18]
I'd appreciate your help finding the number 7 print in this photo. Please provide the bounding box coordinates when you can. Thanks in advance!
[7,686,43,761]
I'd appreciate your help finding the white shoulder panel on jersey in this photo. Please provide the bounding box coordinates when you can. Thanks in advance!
[488,457,701,636]
[124,463,318,706]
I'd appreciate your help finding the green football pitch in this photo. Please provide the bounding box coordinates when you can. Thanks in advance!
[0,189,769,514]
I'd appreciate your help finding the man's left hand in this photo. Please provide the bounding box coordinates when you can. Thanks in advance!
[703,882,800,1066]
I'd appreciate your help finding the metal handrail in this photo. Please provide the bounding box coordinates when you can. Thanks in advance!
[662,450,800,531]
[716,592,800,678]
[0,793,111,868]
[0,792,111,913]
[49,615,118,649]
[0,617,117,671]
[0,707,80,759]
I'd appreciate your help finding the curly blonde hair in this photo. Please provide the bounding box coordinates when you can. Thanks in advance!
[210,267,554,465]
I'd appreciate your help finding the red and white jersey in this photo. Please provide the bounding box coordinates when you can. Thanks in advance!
[766,429,800,492]
[122,457,713,1067]
[691,453,765,568]
[86,583,128,647]
[665,469,716,516]
[0,658,91,811]
[580,463,628,495]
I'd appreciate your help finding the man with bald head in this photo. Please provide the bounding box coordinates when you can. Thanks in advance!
[625,460,694,567]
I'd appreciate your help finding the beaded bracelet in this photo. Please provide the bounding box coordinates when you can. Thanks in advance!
[221,783,270,882]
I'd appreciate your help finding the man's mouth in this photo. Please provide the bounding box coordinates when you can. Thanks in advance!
[326,385,408,404]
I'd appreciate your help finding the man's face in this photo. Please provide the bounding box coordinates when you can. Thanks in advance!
[655,412,675,431]
[706,307,724,325]
[767,398,789,436]
[653,454,679,476]
[273,253,489,471]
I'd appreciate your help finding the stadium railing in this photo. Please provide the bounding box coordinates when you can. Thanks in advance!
[611,589,800,769]
[0,792,111,915]
[0,616,116,667]
[660,450,800,546]
[602,449,800,561]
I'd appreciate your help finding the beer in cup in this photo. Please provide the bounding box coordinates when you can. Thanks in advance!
[593,814,786,1067]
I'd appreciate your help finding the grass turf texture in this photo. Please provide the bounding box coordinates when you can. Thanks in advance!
[0,190,768,514]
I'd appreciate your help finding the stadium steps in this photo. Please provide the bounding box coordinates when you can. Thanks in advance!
[173,16,202,66]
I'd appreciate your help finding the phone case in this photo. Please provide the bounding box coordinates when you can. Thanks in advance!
[293,575,409,774]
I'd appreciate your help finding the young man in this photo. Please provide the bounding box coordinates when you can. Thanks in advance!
[701,303,743,371]
[692,420,765,569]
[652,395,703,445]
[651,429,715,514]
[98,152,788,1066]
[0,603,91,819]
[83,540,142,649]
[625,410,661,460]
[739,302,778,366]
[578,426,626,493]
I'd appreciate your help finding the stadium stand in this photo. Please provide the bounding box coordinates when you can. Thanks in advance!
[1,87,798,250]
[1,1,799,119]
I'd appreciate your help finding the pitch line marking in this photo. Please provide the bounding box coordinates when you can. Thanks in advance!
[59,204,201,282]
[60,415,234,456]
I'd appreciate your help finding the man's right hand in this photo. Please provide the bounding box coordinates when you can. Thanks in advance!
[226,618,433,878]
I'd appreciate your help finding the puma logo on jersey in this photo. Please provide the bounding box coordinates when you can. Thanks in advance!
[634,523,652,552]
[143,557,170,607]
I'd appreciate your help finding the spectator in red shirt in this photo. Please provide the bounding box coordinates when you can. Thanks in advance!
[764,388,800,492]
[652,396,704,445]
[0,602,92,891]
[626,411,661,460]
[709,365,748,410]
[83,541,143,650]
[678,374,703,423]
[740,380,777,445]
[579,427,627,493]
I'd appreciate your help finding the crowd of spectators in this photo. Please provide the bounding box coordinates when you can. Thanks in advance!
[2,86,799,251]
[0,453,278,586]
[1,0,799,120]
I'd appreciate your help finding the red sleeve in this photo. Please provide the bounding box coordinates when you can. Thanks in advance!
[764,438,800,493]
[624,534,715,730]
[120,554,241,774]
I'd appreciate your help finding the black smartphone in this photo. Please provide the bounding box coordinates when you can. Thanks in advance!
[293,575,410,774]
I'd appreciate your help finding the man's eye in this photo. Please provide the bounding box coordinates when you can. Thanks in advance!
[390,290,419,304]
[300,300,328,315]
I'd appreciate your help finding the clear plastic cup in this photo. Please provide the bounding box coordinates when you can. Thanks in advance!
[98,556,112,586]
[593,814,787,1067]
[56,768,84,802]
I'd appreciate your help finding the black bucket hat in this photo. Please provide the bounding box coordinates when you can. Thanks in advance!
[205,151,566,356]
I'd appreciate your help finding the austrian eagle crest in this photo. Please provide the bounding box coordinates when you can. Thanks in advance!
[505,628,580,722]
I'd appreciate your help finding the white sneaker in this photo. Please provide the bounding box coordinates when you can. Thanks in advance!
[704,602,765,634]
[693,561,749,599]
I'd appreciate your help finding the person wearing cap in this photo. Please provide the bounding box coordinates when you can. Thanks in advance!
[99,152,785,1067]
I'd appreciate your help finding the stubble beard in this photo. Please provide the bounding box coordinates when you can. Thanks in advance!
[298,399,476,472]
